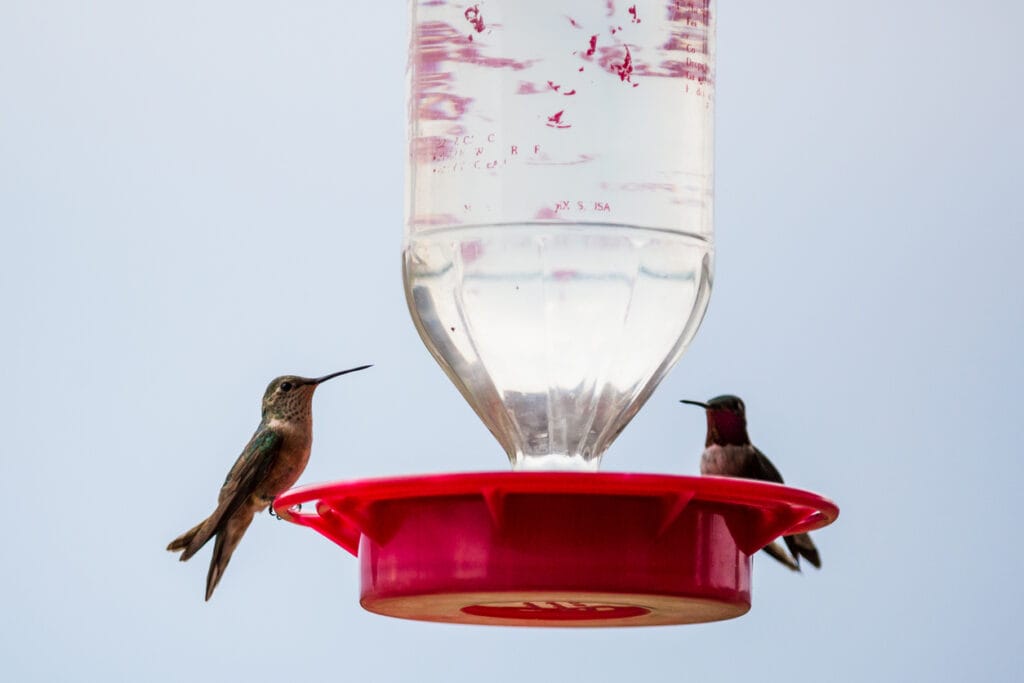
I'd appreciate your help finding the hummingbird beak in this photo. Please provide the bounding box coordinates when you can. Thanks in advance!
[313,364,373,385]
[679,399,708,408]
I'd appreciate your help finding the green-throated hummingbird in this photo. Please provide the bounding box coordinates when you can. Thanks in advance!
[680,395,821,572]
[167,365,371,600]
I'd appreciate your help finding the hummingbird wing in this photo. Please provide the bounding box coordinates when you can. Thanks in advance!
[178,426,283,561]
[785,532,821,569]
[762,540,800,571]
[750,447,822,569]
[746,446,785,484]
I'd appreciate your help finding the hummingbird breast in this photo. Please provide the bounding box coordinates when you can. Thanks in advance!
[700,443,758,478]
[260,418,314,500]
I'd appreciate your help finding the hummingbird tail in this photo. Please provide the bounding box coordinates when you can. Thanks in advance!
[785,532,821,569]
[205,534,229,601]
[204,512,255,601]
[166,517,219,562]
[762,540,800,571]
[167,520,205,557]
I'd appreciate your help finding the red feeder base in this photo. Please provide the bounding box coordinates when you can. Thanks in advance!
[273,472,838,627]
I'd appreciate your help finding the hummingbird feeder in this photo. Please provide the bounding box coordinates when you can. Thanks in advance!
[274,0,838,627]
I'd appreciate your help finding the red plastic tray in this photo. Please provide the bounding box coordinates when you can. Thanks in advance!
[274,472,838,627]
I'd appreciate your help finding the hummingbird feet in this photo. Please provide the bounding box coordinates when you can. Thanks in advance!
[266,502,301,520]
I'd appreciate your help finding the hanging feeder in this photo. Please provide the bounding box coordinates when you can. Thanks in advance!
[275,472,836,627]
[277,0,838,626]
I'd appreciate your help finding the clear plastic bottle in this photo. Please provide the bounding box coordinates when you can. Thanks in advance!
[404,0,716,470]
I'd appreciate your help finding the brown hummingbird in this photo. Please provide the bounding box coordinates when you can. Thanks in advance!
[167,365,371,600]
[680,395,821,572]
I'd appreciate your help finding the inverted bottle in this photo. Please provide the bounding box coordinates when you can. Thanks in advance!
[404,0,717,470]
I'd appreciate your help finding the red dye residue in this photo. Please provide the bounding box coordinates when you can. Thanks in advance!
[546,110,571,128]
[628,5,640,23]
[606,1,615,17]
[563,89,576,96]
[567,16,580,28]
[461,241,484,262]
[658,59,710,83]
[547,80,561,92]
[412,136,455,163]
[413,213,461,227]
[614,46,634,83]
[585,35,598,57]
[464,5,485,33]
[419,93,474,121]
[412,21,537,123]
[415,21,535,72]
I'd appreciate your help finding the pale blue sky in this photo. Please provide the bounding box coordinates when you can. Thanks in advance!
[2,1,1022,681]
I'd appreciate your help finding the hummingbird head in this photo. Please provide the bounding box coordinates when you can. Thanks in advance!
[261,365,371,421]
[680,394,751,447]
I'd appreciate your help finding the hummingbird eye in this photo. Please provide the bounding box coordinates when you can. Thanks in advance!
[279,381,294,392]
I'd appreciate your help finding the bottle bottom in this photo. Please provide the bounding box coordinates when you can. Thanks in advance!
[404,222,713,468]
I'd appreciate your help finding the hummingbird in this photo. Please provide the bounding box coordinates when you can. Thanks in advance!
[680,395,821,572]
[167,365,371,600]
